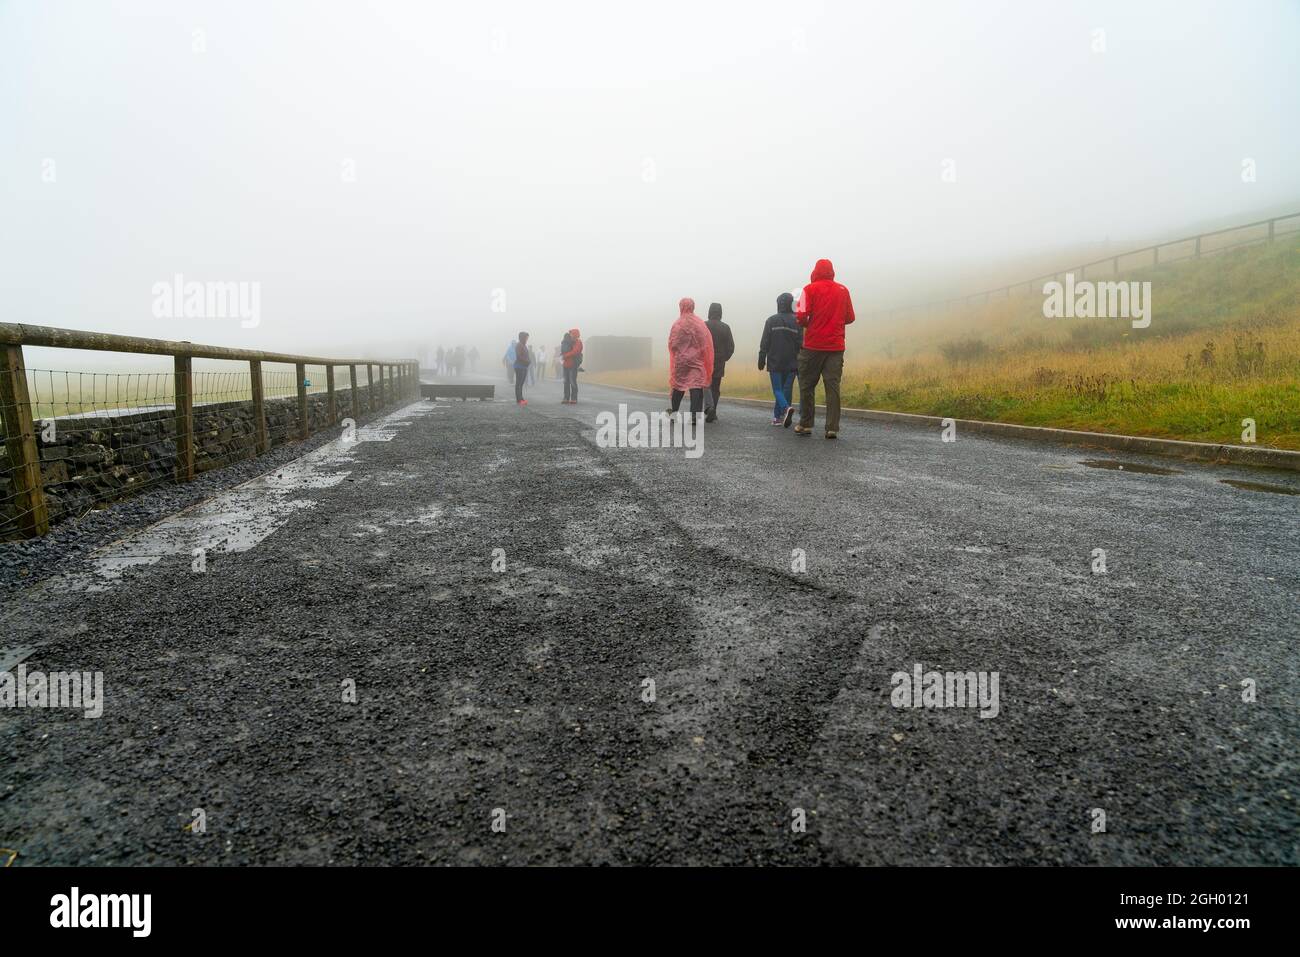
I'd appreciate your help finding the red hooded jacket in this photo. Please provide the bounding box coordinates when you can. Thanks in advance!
[561,328,583,369]
[795,259,855,351]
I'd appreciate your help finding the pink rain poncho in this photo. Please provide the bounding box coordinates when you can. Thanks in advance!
[668,298,715,391]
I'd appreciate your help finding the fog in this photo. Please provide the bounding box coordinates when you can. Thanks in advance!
[3,0,1298,368]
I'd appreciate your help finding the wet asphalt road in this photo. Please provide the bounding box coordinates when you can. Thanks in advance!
[1,372,1296,865]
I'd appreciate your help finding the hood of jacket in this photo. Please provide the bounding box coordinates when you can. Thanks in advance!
[776,292,794,313]
[567,328,580,339]
[678,297,696,316]
[707,302,722,321]
[810,259,835,282]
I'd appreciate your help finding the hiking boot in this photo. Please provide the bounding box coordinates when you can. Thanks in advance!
[825,430,837,440]
[794,425,811,436]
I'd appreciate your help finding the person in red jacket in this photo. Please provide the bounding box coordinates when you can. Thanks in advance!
[561,328,583,404]
[794,258,855,438]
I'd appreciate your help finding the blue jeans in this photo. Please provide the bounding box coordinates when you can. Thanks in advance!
[769,369,796,418]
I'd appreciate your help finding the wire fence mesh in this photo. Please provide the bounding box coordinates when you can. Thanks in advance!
[1,360,402,541]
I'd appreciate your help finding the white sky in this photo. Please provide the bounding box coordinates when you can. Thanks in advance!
[3,0,1298,364]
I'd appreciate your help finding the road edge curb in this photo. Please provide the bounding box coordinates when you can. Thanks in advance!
[588,381,1300,472]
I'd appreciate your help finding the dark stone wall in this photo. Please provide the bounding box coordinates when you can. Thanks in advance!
[2,382,411,538]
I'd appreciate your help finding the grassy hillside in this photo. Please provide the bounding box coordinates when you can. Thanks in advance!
[593,233,1300,449]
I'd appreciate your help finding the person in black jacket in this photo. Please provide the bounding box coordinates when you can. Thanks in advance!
[704,302,734,423]
[758,292,803,427]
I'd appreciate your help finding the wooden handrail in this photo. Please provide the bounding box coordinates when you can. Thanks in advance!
[0,322,415,367]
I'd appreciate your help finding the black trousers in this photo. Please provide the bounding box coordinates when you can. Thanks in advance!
[708,372,723,413]
[670,388,704,414]
[514,366,527,402]
[563,366,579,401]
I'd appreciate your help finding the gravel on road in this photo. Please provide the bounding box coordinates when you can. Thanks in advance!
[1,382,1296,865]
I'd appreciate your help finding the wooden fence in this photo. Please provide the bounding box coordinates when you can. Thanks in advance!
[0,322,419,538]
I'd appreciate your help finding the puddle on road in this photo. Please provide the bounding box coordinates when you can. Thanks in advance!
[0,645,36,672]
[355,426,402,441]
[85,492,323,590]
[62,403,433,593]
[1220,479,1300,496]
[1080,459,1181,476]
[1081,459,1297,493]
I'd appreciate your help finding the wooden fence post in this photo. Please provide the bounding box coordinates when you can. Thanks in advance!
[0,344,49,537]
[296,361,309,439]
[349,364,359,421]
[1268,219,1276,242]
[326,365,336,425]
[1154,245,1160,266]
[250,359,268,454]
[174,355,194,482]
[378,364,386,408]
[1194,236,1202,258]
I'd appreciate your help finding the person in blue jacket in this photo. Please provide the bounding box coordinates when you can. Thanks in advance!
[758,292,803,426]
[510,332,532,405]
